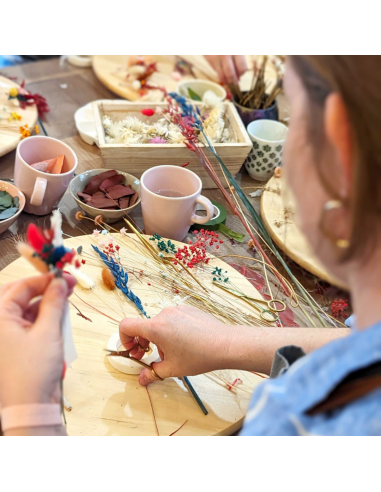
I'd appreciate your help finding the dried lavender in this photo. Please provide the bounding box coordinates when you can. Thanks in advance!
[92,245,149,318]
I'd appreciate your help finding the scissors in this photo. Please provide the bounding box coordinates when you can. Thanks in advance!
[105,342,164,381]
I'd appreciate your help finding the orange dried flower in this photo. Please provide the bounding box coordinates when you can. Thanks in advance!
[248,239,256,249]
[94,215,103,225]
[75,211,84,221]
[35,125,40,134]
[19,125,31,139]
[102,268,116,291]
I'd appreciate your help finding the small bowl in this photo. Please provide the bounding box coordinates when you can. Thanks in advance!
[70,169,141,224]
[0,181,26,235]
[177,79,227,101]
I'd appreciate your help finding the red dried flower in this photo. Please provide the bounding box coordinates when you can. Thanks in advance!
[141,109,155,117]
[331,299,349,319]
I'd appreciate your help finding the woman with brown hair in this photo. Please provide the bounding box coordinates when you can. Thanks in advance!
[119,56,381,435]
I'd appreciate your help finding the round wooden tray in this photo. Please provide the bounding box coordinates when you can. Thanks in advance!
[0,76,38,158]
[0,233,264,436]
[261,176,347,290]
[92,55,278,101]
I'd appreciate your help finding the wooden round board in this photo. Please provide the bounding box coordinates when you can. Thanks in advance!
[0,233,266,436]
[261,176,347,290]
[0,76,38,158]
[92,55,278,101]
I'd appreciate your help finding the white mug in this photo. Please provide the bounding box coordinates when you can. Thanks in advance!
[14,136,78,215]
[141,165,214,241]
[245,120,288,182]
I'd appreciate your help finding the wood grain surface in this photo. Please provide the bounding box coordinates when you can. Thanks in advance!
[0,76,38,157]
[92,55,278,102]
[0,233,265,436]
[261,176,347,290]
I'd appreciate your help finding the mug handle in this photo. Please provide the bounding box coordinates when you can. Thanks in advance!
[191,196,214,225]
[30,177,47,207]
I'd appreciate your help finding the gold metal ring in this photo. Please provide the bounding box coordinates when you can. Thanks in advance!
[151,365,164,382]
[135,338,151,353]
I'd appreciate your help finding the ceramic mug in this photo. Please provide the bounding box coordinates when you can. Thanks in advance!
[14,136,78,215]
[141,165,214,241]
[245,120,288,182]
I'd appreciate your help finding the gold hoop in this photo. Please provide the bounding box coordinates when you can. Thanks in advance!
[320,200,350,249]
[151,365,164,382]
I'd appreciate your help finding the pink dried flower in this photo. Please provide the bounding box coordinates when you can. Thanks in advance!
[150,137,167,144]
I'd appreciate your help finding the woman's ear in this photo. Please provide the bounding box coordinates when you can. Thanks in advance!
[324,93,353,199]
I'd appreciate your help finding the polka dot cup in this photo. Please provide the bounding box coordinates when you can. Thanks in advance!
[245,120,288,182]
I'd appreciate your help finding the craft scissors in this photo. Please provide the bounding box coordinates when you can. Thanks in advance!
[105,345,164,381]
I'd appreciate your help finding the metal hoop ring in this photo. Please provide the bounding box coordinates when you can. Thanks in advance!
[268,300,287,313]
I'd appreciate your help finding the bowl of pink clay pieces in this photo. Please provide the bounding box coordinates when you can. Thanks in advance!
[70,169,141,224]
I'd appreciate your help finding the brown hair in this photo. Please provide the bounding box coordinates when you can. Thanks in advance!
[289,55,381,261]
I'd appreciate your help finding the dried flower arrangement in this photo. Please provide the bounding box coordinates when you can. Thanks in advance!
[8,81,49,118]
[230,56,284,111]
[102,90,236,145]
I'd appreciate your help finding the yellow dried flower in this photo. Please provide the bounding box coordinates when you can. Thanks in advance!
[9,87,19,98]
[35,125,39,134]
[8,112,22,122]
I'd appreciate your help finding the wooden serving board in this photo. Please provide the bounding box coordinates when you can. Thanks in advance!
[92,55,278,101]
[0,76,38,158]
[261,176,347,290]
[0,233,265,436]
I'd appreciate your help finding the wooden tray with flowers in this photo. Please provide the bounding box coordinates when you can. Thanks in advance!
[92,100,252,189]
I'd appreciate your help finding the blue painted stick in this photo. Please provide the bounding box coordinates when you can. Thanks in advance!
[182,376,208,416]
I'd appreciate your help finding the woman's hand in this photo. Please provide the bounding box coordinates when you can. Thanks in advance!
[119,306,234,386]
[0,274,76,409]
[204,55,248,85]
[120,305,351,387]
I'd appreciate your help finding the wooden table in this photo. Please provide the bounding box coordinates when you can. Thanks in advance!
[0,58,329,306]
[0,58,293,272]
[0,58,341,436]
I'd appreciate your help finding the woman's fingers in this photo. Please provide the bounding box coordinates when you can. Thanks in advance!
[233,55,248,78]
[1,273,76,315]
[138,361,171,386]
[1,274,55,312]
[221,56,239,85]
[130,336,151,359]
[35,278,68,335]
[119,317,151,350]
[205,55,247,85]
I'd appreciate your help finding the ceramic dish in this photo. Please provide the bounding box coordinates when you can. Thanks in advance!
[0,181,26,235]
[177,79,227,101]
[70,169,141,224]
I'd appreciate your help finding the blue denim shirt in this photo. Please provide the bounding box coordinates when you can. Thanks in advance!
[240,323,381,436]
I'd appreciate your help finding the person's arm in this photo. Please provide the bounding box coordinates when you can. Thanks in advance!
[204,55,248,85]
[0,274,76,437]
[5,426,67,436]
[220,325,348,375]
[119,305,349,386]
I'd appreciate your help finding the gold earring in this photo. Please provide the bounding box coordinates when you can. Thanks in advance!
[321,200,350,249]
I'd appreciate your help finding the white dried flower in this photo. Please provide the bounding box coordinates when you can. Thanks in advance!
[202,90,223,110]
